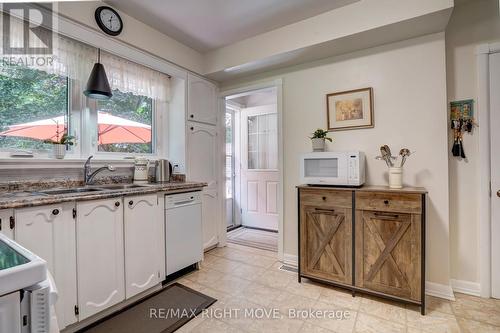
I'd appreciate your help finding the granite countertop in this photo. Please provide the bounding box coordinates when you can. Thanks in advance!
[0,181,207,210]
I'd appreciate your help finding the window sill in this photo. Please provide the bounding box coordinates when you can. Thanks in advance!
[0,157,137,169]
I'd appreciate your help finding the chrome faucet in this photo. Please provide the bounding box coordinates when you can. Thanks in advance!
[84,156,116,185]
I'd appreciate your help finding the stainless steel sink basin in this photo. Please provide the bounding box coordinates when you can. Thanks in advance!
[39,188,104,195]
[96,184,148,190]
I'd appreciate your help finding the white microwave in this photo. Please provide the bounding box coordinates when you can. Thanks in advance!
[300,152,365,186]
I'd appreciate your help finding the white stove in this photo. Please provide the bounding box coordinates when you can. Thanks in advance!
[0,234,58,333]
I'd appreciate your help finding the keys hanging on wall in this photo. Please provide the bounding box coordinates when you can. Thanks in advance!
[450,100,476,159]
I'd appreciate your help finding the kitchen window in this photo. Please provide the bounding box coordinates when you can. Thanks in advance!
[0,14,170,159]
[0,65,69,151]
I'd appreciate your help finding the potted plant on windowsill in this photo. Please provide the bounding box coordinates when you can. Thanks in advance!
[310,129,333,152]
[44,133,75,159]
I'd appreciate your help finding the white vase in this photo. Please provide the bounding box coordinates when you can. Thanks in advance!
[311,138,326,152]
[52,144,66,159]
[389,167,403,189]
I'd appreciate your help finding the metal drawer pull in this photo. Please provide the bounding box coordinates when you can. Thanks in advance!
[52,209,59,216]
[314,208,336,214]
[129,200,134,206]
[497,190,500,198]
[374,212,399,219]
[115,201,121,207]
[383,200,390,205]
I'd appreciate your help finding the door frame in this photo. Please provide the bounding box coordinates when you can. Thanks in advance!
[477,41,500,298]
[219,79,284,261]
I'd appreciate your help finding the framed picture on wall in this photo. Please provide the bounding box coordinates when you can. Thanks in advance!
[326,87,374,131]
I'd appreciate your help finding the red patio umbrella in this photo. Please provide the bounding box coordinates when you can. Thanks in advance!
[0,111,151,144]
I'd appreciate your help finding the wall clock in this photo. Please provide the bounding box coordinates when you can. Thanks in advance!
[95,6,123,36]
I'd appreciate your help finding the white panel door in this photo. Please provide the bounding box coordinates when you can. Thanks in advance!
[14,203,77,328]
[240,106,279,231]
[76,198,125,320]
[124,194,163,299]
[0,209,14,240]
[187,122,219,249]
[490,52,500,299]
[188,74,218,125]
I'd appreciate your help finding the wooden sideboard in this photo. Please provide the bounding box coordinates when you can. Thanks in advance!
[297,185,427,314]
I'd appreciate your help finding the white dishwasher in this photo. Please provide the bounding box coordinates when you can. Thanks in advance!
[165,191,203,276]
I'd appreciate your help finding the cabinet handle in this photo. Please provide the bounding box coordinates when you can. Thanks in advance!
[129,200,134,206]
[115,201,121,207]
[190,114,194,118]
[190,126,194,131]
[322,196,326,201]
[0,218,2,231]
[314,208,336,214]
[52,209,59,216]
[497,190,500,197]
[383,200,390,205]
[9,216,14,229]
[374,212,399,219]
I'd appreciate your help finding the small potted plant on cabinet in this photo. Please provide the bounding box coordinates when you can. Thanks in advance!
[310,129,332,152]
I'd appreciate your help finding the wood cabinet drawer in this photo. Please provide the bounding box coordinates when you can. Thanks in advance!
[300,189,352,208]
[355,192,422,214]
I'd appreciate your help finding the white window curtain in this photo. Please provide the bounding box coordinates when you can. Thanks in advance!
[2,13,96,82]
[101,50,171,102]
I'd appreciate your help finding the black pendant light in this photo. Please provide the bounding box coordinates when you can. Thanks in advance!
[84,49,112,100]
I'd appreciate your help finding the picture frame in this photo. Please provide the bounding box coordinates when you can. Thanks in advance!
[326,87,374,131]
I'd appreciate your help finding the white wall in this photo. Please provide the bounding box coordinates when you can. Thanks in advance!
[446,0,500,286]
[54,1,204,74]
[222,33,451,286]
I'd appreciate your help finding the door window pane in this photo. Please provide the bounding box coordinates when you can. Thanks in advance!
[247,113,277,169]
[0,65,69,151]
[97,89,153,153]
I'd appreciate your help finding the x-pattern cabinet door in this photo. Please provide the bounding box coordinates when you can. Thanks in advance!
[355,210,421,301]
[300,205,352,285]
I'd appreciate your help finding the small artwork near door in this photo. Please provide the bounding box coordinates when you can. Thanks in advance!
[327,87,374,131]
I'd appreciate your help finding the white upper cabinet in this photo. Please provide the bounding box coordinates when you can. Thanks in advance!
[187,74,218,125]
[14,203,78,329]
[187,122,219,249]
[76,198,125,320]
[0,209,14,240]
[124,194,164,299]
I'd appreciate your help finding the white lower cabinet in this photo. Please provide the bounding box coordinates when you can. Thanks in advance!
[0,209,14,239]
[124,194,164,299]
[76,198,125,321]
[14,203,78,329]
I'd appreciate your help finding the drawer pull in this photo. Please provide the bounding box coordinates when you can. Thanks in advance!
[383,200,390,205]
[314,208,336,214]
[115,201,121,207]
[129,200,134,206]
[374,212,399,219]
[52,209,59,216]
[322,196,326,201]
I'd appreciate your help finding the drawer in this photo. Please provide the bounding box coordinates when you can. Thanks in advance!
[355,191,422,214]
[299,188,352,208]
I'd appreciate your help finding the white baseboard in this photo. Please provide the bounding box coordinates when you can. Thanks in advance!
[425,281,455,301]
[283,253,298,268]
[450,279,481,297]
[284,253,455,301]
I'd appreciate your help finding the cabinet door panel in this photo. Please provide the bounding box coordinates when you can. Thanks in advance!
[77,198,125,320]
[15,203,77,328]
[188,74,217,125]
[300,206,351,285]
[0,209,14,240]
[187,122,219,250]
[124,194,163,299]
[355,210,421,301]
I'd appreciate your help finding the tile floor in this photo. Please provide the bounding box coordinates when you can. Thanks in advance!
[175,243,500,333]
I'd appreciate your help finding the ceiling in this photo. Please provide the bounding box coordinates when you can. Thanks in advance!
[106,0,360,52]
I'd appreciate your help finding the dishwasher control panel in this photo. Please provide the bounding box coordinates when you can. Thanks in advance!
[165,191,201,209]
